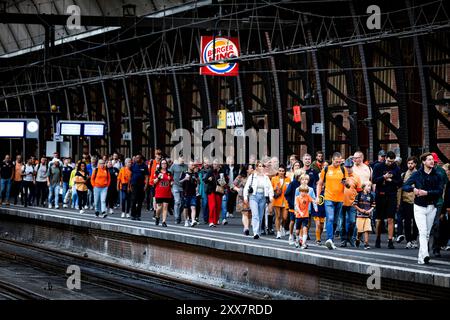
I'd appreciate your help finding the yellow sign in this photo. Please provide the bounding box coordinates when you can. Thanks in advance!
[217,110,227,129]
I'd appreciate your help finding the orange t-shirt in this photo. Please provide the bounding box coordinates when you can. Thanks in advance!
[295,193,314,218]
[14,163,23,182]
[91,168,111,188]
[117,167,132,189]
[271,175,291,207]
[343,174,362,206]
[319,165,348,202]
[148,160,161,186]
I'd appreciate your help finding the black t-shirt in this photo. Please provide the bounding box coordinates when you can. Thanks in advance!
[181,171,198,197]
[62,166,73,183]
[0,161,14,180]
[108,167,119,187]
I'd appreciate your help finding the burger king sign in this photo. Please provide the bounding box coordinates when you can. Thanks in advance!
[200,36,239,76]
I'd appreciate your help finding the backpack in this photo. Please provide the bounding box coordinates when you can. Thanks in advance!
[323,164,347,186]
[90,167,110,187]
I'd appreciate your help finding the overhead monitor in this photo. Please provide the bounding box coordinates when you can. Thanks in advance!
[60,123,82,136]
[83,123,104,136]
[0,121,26,138]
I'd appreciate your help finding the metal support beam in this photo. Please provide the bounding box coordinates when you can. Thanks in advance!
[98,66,112,155]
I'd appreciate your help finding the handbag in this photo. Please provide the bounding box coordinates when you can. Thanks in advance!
[247,174,254,194]
[273,180,284,199]
[215,185,225,194]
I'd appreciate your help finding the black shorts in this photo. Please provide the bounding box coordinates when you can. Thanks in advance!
[156,197,172,204]
[295,217,309,229]
[375,194,396,220]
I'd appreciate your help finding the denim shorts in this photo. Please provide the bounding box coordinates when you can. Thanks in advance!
[183,195,197,208]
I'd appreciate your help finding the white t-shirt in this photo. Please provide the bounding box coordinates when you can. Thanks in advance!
[23,164,35,182]
[35,164,48,182]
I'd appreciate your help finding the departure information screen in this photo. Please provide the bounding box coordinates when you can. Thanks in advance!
[83,123,104,136]
[60,123,81,135]
[0,121,25,138]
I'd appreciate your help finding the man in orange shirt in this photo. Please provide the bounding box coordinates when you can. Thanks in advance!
[91,159,111,218]
[339,158,362,247]
[316,152,348,250]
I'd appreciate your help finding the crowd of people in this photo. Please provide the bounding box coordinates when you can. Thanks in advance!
[1,148,449,265]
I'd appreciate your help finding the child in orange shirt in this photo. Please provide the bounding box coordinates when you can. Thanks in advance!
[294,183,317,249]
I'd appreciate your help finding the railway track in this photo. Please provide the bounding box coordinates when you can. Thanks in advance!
[0,239,247,300]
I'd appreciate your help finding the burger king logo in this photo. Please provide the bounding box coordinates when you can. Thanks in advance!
[200,36,239,76]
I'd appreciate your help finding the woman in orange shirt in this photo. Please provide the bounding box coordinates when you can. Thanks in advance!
[271,164,291,239]
[117,158,132,218]
[91,160,111,218]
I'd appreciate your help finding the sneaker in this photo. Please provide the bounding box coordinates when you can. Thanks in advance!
[280,229,286,237]
[424,256,430,264]
[301,243,308,249]
[244,229,250,236]
[55,205,59,209]
[316,240,322,246]
[63,204,68,208]
[325,239,335,250]
[406,241,413,249]
[276,231,281,239]
[340,240,347,248]
[289,235,294,245]
[209,223,215,227]
[95,211,100,217]
[121,212,125,218]
[294,240,299,248]
[191,221,198,227]
[396,234,405,243]
[136,217,141,221]
[155,217,160,226]
[184,220,190,227]
[268,229,275,235]
[84,205,89,210]
[446,246,450,251]
[253,234,260,240]
[222,219,228,225]
[108,208,113,214]
[48,205,52,209]
[355,239,360,248]
[388,239,395,249]
[261,230,267,236]
[364,244,370,250]
[102,212,107,218]
[79,209,85,214]
[162,221,167,227]
[375,238,381,248]
[226,213,234,219]
[126,213,131,218]
[89,206,94,210]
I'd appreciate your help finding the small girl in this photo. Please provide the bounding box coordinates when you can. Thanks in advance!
[353,182,375,249]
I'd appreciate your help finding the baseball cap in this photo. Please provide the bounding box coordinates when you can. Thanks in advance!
[344,157,354,168]
[378,150,386,157]
[431,152,439,163]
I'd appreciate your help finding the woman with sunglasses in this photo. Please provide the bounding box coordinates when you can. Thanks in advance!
[154,158,173,227]
[271,164,291,239]
[244,161,274,239]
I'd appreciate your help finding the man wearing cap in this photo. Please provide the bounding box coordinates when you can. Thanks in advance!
[430,152,448,257]
[373,151,402,249]
[339,158,362,247]
[371,150,386,170]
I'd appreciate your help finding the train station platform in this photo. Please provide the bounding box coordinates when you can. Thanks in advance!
[1,205,449,299]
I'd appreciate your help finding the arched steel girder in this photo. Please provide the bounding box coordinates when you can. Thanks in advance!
[406,0,431,153]
[97,66,112,155]
[349,1,376,161]
[116,52,134,156]
[77,65,93,155]
[305,17,328,155]
[264,32,285,163]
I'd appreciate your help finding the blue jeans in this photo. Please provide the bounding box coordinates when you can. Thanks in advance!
[62,182,69,202]
[172,185,183,222]
[324,200,343,241]
[93,187,108,213]
[340,205,356,242]
[48,184,61,207]
[249,193,266,236]
[221,192,228,221]
[120,189,131,213]
[71,186,79,208]
[201,189,209,223]
[0,178,12,202]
